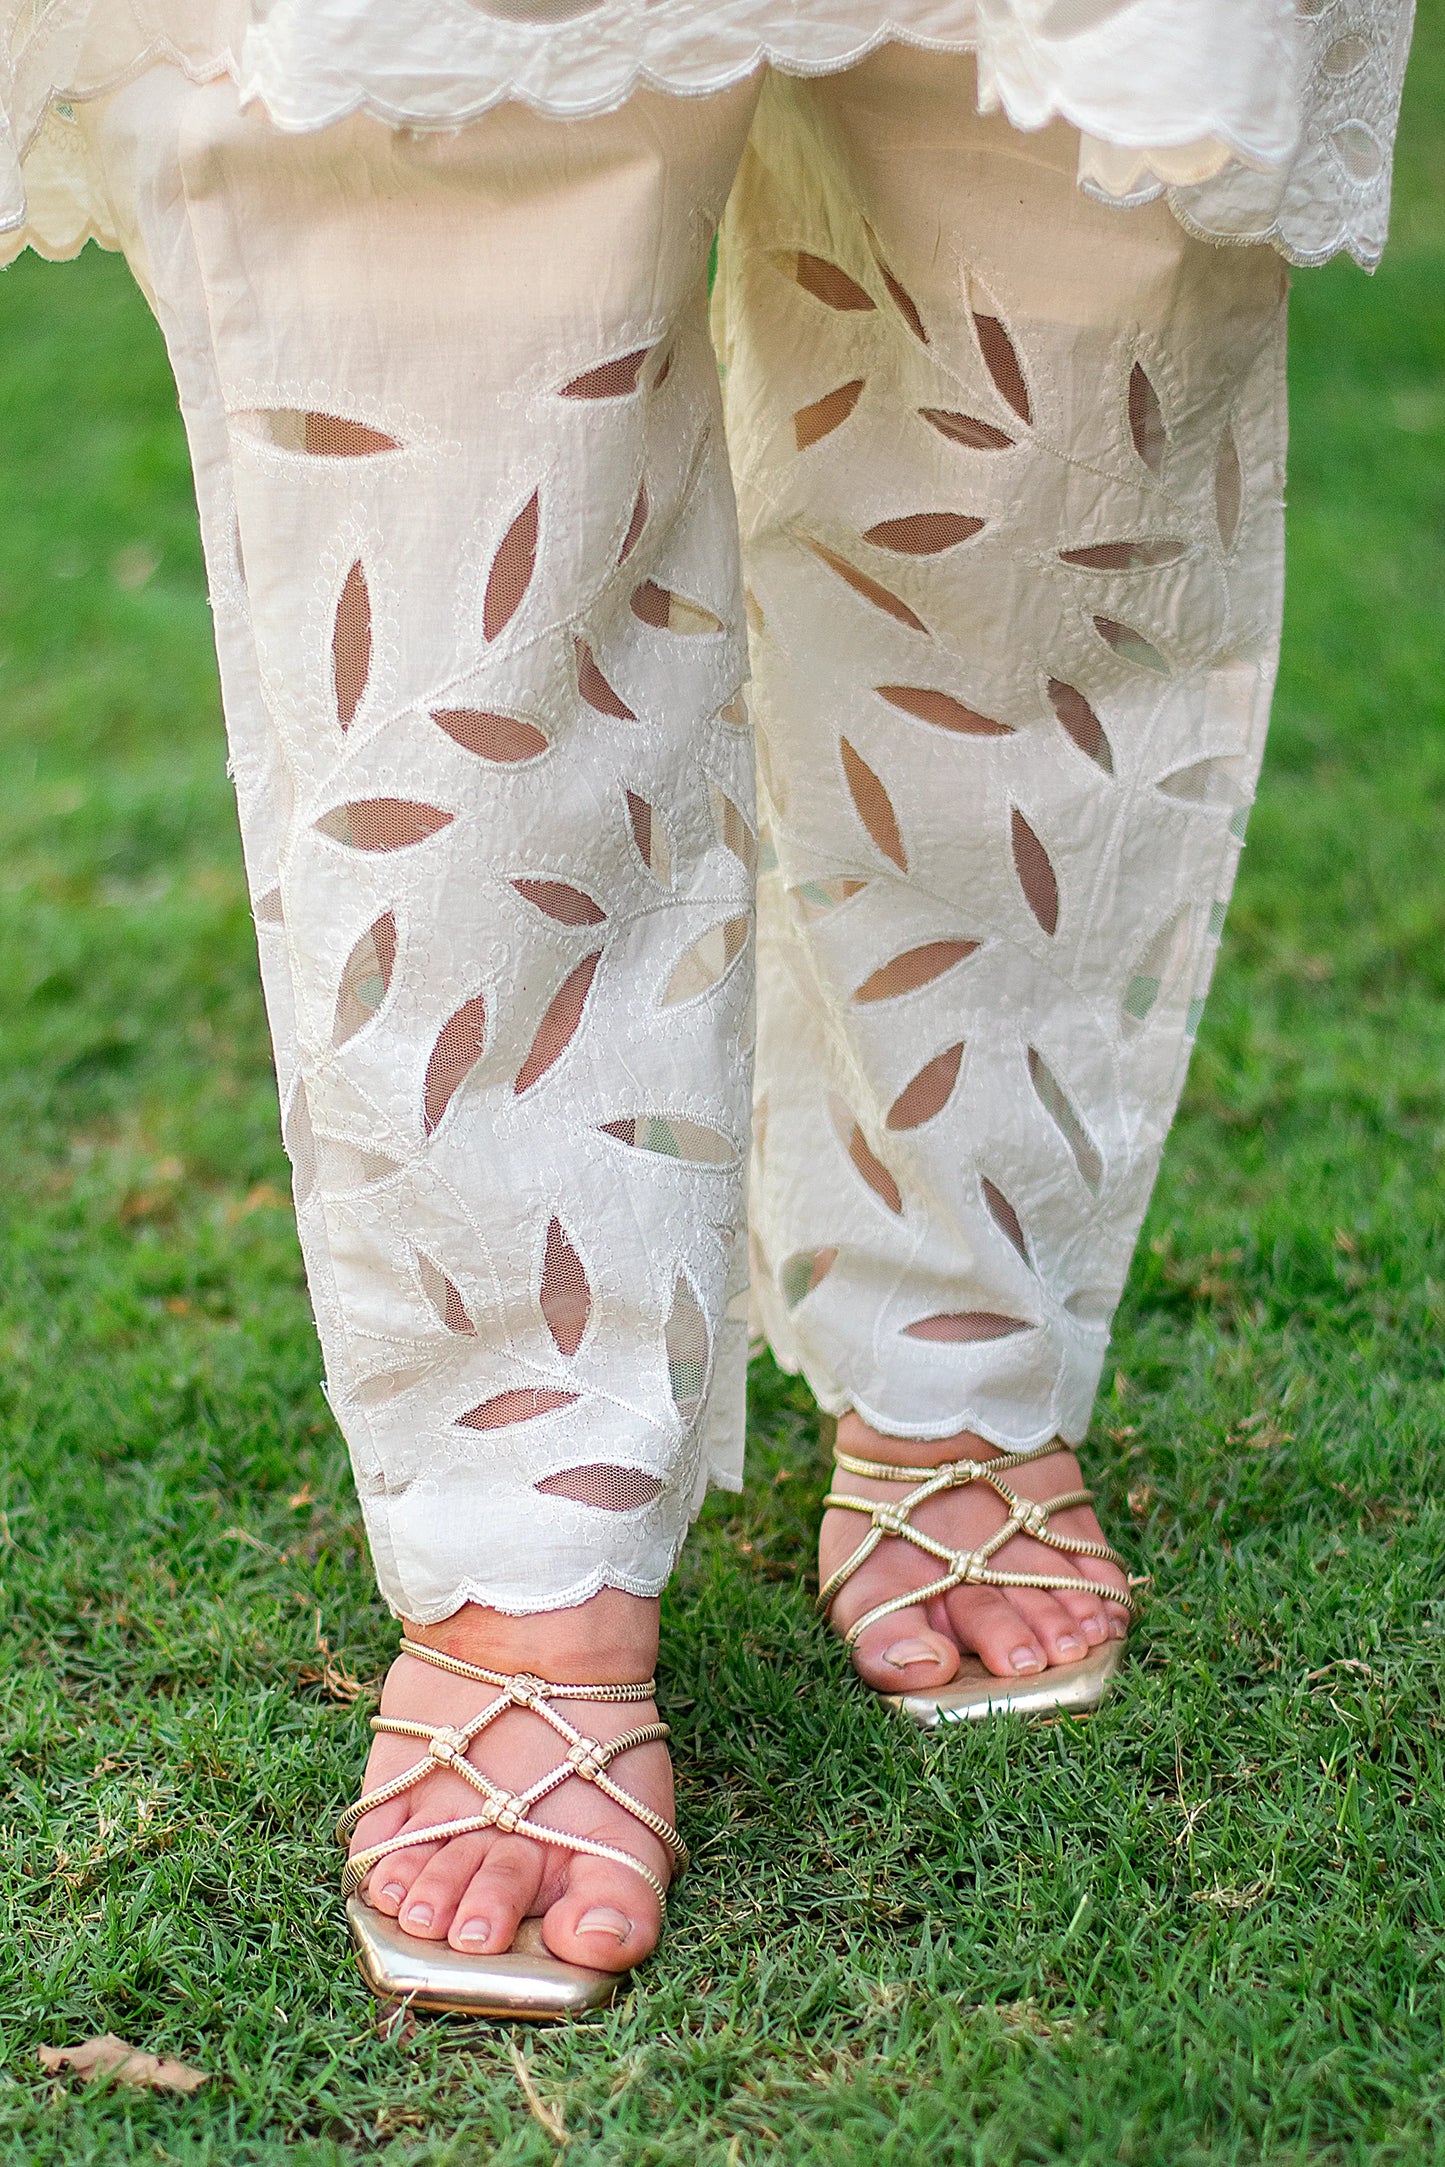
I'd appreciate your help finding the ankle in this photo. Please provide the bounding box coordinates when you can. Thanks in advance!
[400,1589,660,1686]
[835,1414,1007,1472]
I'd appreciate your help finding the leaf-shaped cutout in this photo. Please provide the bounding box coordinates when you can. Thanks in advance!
[1330,121,1382,181]
[283,1078,316,1204]
[781,1247,839,1307]
[876,685,1011,737]
[919,408,1015,451]
[417,1251,476,1334]
[1094,617,1170,673]
[619,482,648,562]
[887,1043,964,1129]
[626,791,672,885]
[1027,1046,1103,1192]
[903,1311,1032,1341]
[315,800,454,851]
[1011,810,1059,935]
[665,1274,709,1420]
[560,349,651,399]
[1123,907,1192,1025]
[982,1176,1029,1262]
[832,1097,903,1214]
[333,909,397,1044]
[1156,756,1248,807]
[423,992,488,1134]
[600,1116,735,1165]
[1042,0,1133,30]
[458,1388,579,1431]
[875,258,927,342]
[240,410,401,456]
[794,379,864,451]
[1047,679,1113,773]
[745,587,765,634]
[720,695,749,729]
[630,581,722,634]
[483,491,539,641]
[1127,363,1167,475]
[315,1136,401,1190]
[1060,539,1186,571]
[356,1364,434,1410]
[333,560,371,730]
[841,739,907,870]
[789,876,868,924]
[254,886,284,926]
[1324,32,1370,75]
[864,512,984,554]
[1064,1287,1115,1324]
[432,708,548,763]
[1215,426,1243,552]
[535,1464,662,1511]
[540,1215,591,1356]
[575,639,637,720]
[775,251,876,311]
[853,939,977,1002]
[711,785,756,873]
[973,309,1032,423]
[804,540,927,633]
[512,878,606,926]
[654,346,675,389]
[515,951,602,1092]
[662,917,749,1006]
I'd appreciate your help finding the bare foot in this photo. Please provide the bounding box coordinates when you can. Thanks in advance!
[345,1589,675,1973]
[820,1416,1132,1694]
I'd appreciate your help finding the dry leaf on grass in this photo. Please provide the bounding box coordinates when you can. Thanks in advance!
[509,2039,566,2142]
[38,2034,208,2092]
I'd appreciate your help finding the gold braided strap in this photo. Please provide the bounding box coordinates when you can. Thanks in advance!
[820,1440,1137,1651]
[339,1640,686,1907]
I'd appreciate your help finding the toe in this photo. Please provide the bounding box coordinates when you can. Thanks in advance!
[847,1602,962,1693]
[1055,1588,1111,1646]
[449,1837,547,1955]
[942,1586,1048,1678]
[542,1855,663,1973]
[396,1831,491,1940]
[363,1837,440,1918]
[1006,1587,1091,1667]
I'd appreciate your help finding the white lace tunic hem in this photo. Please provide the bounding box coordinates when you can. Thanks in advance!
[1,0,1417,274]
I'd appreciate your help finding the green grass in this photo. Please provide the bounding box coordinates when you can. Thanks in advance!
[1,28,1443,2162]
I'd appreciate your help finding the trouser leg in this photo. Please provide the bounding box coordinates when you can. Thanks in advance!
[718,48,1288,1444]
[83,65,760,1619]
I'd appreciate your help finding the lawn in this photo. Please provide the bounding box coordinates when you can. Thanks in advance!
[0,26,1442,2164]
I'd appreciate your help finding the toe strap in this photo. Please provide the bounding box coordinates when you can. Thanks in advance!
[820,1440,1137,1649]
[340,1640,686,1908]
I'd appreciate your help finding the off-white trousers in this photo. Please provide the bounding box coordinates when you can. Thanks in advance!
[81,49,1287,1622]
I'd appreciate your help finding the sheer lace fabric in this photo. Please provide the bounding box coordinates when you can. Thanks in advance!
[3,0,1416,271]
[80,52,1289,1622]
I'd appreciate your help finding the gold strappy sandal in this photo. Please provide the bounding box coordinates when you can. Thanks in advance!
[339,1639,686,2017]
[820,1439,1137,1727]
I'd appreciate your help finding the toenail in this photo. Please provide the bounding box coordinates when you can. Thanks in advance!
[1057,1635,1083,1658]
[1010,1647,1044,1673]
[883,1637,944,1670]
[381,1883,405,1905]
[1108,1618,1128,1639]
[576,1906,631,1943]
[1082,1616,1104,1637]
[405,1902,433,1928]
[457,1918,490,1946]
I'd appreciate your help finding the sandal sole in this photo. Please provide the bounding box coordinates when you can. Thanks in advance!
[347,1896,625,2017]
[884,1636,1124,1726]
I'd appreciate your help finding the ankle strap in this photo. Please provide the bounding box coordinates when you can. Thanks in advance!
[831,1437,1066,1485]
[399,1637,658,1703]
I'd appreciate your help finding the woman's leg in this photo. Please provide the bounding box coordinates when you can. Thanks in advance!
[719,48,1287,1687]
[84,62,760,1962]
